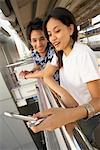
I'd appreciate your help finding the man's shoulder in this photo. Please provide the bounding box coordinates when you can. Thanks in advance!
[32,50,39,56]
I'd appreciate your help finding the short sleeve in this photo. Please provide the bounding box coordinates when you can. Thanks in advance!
[79,46,100,83]
[50,54,58,67]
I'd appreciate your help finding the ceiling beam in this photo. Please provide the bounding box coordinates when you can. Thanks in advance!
[10,0,28,45]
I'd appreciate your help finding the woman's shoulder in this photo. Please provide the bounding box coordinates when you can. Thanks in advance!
[74,42,93,54]
[74,42,97,64]
[75,41,91,49]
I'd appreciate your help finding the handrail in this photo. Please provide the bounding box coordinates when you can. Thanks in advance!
[36,79,69,150]
[50,89,94,150]
[36,79,94,150]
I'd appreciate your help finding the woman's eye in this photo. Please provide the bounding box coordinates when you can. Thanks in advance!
[55,29,60,33]
[48,33,51,37]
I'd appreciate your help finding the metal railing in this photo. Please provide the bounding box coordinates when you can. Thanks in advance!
[36,79,94,150]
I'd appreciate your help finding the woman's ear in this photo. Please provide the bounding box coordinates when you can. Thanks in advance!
[69,24,74,36]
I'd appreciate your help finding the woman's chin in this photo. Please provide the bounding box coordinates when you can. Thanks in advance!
[55,48,62,52]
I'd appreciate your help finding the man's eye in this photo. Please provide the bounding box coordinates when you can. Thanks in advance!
[40,37,45,40]
[31,39,36,43]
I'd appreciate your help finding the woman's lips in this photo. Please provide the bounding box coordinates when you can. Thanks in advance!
[53,42,60,48]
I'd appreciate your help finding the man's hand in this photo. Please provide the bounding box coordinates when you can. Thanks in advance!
[19,70,30,79]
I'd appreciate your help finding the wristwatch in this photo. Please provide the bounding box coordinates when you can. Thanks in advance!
[83,103,95,119]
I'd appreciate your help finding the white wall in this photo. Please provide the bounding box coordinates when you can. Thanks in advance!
[0,72,37,150]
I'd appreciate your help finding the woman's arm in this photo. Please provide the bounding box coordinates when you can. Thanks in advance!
[44,76,78,107]
[30,80,100,133]
[30,106,87,132]
[87,79,100,112]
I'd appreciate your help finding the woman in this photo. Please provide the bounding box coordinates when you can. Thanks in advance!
[30,7,100,143]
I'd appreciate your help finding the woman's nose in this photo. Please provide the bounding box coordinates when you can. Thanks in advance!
[50,34,57,42]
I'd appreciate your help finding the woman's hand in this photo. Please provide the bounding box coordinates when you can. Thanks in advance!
[30,107,74,133]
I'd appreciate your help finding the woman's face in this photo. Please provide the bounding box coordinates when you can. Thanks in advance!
[46,18,73,52]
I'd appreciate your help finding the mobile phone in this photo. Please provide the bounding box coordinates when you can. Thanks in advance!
[4,112,44,125]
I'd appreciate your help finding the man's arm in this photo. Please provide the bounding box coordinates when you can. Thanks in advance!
[24,63,58,79]
[19,64,40,79]
[31,64,41,72]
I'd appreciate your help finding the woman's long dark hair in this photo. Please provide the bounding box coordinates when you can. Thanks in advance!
[43,7,78,69]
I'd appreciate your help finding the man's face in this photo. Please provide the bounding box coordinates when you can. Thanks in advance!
[30,30,48,54]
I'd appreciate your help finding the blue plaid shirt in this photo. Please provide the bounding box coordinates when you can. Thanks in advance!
[32,43,59,82]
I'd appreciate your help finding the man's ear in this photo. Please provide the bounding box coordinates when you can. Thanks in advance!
[29,40,35,50]
[29,40,35,49]
[69,24,74,36]
[28,40,31,44]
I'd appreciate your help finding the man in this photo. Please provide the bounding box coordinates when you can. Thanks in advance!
[19,18,59,82]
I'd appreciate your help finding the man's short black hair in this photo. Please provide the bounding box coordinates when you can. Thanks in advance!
[26,18,43,41]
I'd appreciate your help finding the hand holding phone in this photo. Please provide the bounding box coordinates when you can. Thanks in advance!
[4,112,44,126]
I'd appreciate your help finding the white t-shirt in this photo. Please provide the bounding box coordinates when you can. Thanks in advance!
[51,42,100,105]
